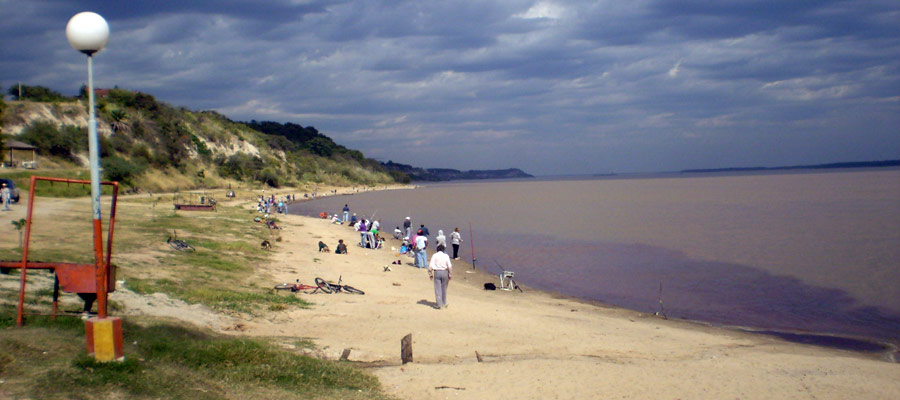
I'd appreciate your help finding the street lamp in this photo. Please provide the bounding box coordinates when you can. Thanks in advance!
[66,12,121,362]
[66,11,108,224]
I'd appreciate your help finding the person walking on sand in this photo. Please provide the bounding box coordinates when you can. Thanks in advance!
[415,230,428,268]
[1,183,10,211]
[450,227,463,260]
[435,230,447,249]
[428,244,452,309]
[342,204,350,223]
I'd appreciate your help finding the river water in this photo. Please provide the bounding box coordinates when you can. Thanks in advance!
[291,168,900,348]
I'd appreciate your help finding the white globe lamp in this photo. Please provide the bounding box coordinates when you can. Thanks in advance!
[66,12,109,55]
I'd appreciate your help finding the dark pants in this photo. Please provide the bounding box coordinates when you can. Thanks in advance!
[452,244,460,259]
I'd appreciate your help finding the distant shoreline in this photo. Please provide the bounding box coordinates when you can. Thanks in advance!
[680,159,899,174]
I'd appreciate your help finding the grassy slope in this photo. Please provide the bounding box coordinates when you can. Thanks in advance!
[2,97,399,193]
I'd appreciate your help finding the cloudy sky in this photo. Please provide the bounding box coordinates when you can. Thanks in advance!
[1,0,898,175]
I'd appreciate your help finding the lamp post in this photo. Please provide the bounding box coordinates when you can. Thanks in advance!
[66,12,122,362]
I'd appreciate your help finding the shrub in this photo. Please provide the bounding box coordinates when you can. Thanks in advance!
[258,167,280,187]
[217,153,263,181]
[17,122,84,160]
[101,155,146,186]
[7,84,71,102]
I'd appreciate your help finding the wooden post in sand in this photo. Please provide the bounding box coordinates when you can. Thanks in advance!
[401,333,413,364]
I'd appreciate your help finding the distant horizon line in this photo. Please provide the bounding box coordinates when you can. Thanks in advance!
[531,158,900,178]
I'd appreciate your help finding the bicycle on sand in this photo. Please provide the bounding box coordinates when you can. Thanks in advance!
[274,276,364,295]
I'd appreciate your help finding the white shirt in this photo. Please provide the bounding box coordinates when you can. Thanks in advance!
[450,231,462,244]
[429,251,452,272]
[415,235,428,250]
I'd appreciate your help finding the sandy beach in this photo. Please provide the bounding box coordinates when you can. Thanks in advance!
[196,209,899,399]
[3,192,898,399]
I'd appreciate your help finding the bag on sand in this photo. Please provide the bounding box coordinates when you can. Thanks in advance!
[483,283,496,290]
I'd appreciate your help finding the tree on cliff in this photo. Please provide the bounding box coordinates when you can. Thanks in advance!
[7,84,71,102]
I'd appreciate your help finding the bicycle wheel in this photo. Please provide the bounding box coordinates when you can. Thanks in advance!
[341,285,365,295]
[274,283,293,291]
[314,277,333,294]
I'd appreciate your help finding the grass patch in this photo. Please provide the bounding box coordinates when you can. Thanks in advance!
[0,313,390,399]
[126,278,308,314]
[99,200,291,314]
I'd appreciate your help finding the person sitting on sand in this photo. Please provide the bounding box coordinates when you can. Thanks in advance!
[393,226,402,240]
[336,239,348,254]
[331,214,343,224]
[318,241,330,253]
[400,239,410,255]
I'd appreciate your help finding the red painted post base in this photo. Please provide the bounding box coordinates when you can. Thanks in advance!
[85,317,124,361]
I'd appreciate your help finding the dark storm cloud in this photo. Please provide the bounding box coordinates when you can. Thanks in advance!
[1,0,897,175]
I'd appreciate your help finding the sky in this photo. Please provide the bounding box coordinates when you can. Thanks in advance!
[1,0,898,175]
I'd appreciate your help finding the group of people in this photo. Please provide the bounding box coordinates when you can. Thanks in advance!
[257,194,293,215]
[355,216,385,249]
[325,203,461,310]
[397,218,462,310]
[400,224,464,262]
[319,239,348,254]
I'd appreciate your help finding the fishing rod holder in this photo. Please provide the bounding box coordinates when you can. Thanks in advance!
[499,271,516,290]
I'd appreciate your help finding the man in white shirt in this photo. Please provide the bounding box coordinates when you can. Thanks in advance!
[428,244,452,309]
[414,230,428,268]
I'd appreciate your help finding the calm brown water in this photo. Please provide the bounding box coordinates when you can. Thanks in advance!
[294,169,900,346]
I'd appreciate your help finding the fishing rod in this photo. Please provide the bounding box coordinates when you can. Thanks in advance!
[492,259,506,274]
[468,222,477,270]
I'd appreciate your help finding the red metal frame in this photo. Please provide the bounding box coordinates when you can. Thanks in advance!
[2,176,119,326]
